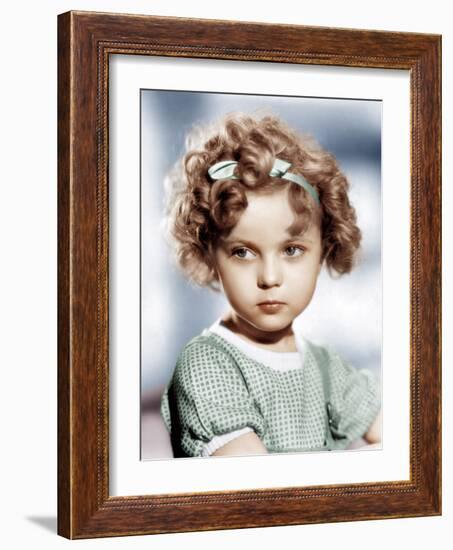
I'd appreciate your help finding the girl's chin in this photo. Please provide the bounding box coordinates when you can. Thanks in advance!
[242,313,295,334]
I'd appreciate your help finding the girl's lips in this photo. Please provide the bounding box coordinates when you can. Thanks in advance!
[257,302,285,313]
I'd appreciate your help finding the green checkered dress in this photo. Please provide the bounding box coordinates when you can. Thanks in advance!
[160,329,380,457]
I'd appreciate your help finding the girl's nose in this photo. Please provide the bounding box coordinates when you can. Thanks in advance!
[257,257,282,289]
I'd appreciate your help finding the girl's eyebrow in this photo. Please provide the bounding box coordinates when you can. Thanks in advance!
[221,236,314,246]
[220,237,257,248]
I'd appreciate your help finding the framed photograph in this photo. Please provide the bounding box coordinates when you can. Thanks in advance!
[58,11,441,539]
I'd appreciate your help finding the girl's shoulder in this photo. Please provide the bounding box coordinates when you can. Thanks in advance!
[303,337,380,394]
[173,330,241,380]
[302,337,371,383]
[178,329,236,359]
[299,336,344,373]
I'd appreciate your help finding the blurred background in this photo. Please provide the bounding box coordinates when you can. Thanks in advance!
[140,90,382,459]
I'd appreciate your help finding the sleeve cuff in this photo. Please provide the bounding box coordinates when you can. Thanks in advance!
[202,426,254,456]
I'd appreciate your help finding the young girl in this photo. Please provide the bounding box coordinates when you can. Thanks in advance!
[160,112,381,458]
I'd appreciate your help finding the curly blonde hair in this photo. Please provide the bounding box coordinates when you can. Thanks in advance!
[164,112,361,289]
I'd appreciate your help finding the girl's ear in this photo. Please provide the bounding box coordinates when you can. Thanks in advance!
[209,262,224,293]
[211,265,220,282]
[206,246,220,282]
[317,260,323,276]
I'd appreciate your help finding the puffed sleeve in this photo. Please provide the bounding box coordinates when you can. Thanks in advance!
[160,337,266,457]
[326,352,381,447]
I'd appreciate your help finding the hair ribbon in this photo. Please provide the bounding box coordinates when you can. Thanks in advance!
[208,158,320,206]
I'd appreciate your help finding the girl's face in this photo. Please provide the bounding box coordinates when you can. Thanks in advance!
[213,186,322,340]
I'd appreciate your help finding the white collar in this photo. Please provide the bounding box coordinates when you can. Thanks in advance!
[207,318,306,372]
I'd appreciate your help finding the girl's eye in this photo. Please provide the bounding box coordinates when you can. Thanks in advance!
[285,246,305,257]
[232,247,255,260]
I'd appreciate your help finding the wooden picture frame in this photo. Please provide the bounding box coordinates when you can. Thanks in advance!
[58,10,441,539]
